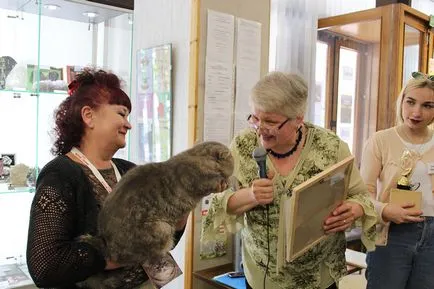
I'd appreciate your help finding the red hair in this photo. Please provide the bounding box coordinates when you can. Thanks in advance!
[52,68,132,155]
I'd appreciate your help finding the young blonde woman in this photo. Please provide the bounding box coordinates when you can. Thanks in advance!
[361,72,434,289]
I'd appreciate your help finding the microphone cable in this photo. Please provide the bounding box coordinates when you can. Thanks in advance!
[263,205,270,289]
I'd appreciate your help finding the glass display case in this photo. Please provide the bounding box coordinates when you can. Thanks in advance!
[0,0,133,266]
[315,3,433,165]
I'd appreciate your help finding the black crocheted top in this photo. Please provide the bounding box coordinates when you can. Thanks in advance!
[26,155,185,289]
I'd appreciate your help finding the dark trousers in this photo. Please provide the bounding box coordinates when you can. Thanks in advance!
[245,279,337,289]
[366,218,434,289]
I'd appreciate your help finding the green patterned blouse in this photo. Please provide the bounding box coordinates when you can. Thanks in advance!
[202,123,376,289]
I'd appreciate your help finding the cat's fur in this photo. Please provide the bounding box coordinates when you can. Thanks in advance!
[79,141,233,288]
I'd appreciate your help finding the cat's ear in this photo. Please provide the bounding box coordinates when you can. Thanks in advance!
[217,150,231,161]
[193,139,202,146]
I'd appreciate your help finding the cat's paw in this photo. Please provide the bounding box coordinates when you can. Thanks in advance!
[77,234,106,252]
[150,221,175,252]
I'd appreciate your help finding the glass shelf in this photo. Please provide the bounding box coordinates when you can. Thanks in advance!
[0,183,35,195]
[0,89,68,95]
[0,89,38,95]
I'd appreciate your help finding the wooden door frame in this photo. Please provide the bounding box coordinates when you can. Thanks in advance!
[317,31,336,131]
[429,27,434,64]
[185,0,201,288]
[317,29,368,164]
[401,6,431,74]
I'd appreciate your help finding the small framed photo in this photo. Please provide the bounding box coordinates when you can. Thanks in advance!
[1,154,15,167]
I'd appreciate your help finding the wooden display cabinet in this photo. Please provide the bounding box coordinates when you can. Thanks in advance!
[316,4,433,165]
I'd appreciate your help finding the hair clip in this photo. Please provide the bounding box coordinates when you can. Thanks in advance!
[411,71,434,81]
[67,80,80,96]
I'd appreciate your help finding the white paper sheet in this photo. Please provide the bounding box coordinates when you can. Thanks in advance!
[234,18,262,135]
[204,10,235,145]
[203,61,234,145]
[206,10,235,64]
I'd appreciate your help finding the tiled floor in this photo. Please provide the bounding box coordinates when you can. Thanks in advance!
[339,270,367,289]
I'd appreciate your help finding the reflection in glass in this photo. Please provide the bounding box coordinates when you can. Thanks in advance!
[0,4,39,92]
[314,42,328,128]
[402,25,421,85]
[136,45,172,163]
[337,48,358,152]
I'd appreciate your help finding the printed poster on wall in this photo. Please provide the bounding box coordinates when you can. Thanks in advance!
[203,10,235,146]
[233,18,262,136]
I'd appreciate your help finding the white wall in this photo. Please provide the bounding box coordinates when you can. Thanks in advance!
[412,0,434,13]
[317,0,375,18]
[132,0,191,288]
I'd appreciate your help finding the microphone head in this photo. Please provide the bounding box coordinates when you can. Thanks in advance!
[252,147,267,162]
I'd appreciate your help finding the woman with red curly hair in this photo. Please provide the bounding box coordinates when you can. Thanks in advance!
[26,68,185,288]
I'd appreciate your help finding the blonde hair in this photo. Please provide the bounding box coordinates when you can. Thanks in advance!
[395,74,434,125]
[250,71,308,118]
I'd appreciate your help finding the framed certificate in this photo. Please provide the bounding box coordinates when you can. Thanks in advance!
[283,156,354,262]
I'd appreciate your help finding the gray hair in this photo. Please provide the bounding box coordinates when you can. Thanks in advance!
[250,71,308,119]
[395,75,434,125]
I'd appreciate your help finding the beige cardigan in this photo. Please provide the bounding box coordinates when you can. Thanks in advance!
[360,126,434,245]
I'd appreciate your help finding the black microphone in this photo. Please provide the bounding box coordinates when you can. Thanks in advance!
[252,147,267,178]
[253,146,271,282]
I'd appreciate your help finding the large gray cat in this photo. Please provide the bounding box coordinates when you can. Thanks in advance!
[79,141,233,288]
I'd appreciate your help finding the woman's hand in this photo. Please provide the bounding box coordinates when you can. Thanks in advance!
[323,201,364,234]
[250,171,274,206]
[382,202,424,224]
[227,170,274,215]
[175,213,190,230]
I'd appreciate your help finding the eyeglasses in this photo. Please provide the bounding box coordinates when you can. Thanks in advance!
[412,71,434,81]
[247,114,290,134]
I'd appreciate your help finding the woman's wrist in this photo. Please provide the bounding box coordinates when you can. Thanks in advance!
[227,187,258,215]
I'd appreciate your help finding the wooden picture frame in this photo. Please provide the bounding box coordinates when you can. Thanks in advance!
[284,156,354,262]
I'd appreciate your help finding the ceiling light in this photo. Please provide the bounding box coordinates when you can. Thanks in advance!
[83,12,98,18]
[44,4,61,10]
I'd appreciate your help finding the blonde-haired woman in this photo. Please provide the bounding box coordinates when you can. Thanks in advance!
[361,72,434,289]
[202,71,377,289]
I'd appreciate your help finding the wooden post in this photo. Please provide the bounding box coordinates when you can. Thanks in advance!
[185,0,201,288]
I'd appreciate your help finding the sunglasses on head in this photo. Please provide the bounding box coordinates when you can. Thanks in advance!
[412,71,434,81]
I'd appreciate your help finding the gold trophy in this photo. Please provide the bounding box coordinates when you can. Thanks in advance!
[390,149,422,213]
[397,149,414,190]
